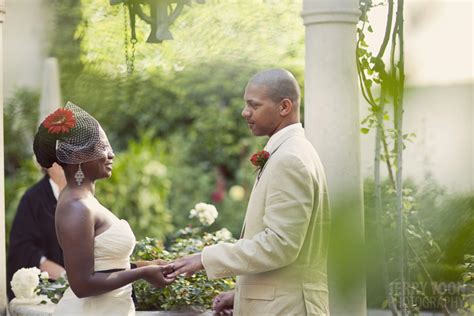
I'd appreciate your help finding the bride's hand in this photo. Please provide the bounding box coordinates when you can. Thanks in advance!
[141,265,175,288]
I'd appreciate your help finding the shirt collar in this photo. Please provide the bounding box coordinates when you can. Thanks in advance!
[264,122,303,153]
[49,178,60,201]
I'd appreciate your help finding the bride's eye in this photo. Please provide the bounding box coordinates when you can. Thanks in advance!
[104,143,114,154]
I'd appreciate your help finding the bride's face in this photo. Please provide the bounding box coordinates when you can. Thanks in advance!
[82,127,115,180]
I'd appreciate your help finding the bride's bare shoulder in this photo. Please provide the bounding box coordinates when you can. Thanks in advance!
[56,193,96,226]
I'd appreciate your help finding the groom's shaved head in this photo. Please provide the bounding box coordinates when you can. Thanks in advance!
[247,68,301,109]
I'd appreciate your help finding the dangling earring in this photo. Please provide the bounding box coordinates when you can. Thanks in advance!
[75,164,85,186]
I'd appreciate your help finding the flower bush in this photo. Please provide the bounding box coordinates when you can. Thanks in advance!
[132,202,235,311]
[132,232,235,311]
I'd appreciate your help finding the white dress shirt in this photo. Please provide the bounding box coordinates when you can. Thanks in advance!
[264,122,303,153]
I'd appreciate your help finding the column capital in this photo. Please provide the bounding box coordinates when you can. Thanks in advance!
[302,1,360,25]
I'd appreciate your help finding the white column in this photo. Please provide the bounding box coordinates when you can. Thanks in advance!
[471,95,474,193]
[39,57,62,122]
[302,1,366,315]
[0,0,7,314]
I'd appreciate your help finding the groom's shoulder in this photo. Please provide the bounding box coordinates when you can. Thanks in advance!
[278,135,316,159]
[271,143,310,170]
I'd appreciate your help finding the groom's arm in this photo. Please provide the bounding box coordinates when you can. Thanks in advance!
[202,156,316,279]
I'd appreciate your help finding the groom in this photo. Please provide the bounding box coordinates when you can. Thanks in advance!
[168,68,330,315]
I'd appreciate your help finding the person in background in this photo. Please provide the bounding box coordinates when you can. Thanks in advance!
[7,162,67,301]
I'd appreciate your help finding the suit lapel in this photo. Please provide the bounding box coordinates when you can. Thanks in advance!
[239,127,305,238]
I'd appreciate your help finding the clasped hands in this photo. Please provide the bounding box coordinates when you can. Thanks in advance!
[136,253,203,289]
[140,254,234,314]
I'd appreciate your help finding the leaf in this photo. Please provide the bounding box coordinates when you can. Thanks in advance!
[368,25,373,32]
[407,228,422,239]
[361,128,370,134]
[357,48,366,56]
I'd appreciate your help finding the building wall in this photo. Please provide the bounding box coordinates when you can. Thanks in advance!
[3,0,51,99]
[360,83,474,193]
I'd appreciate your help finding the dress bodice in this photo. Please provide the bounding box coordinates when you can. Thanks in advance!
[94,219,136,271]
[54,219,137,315]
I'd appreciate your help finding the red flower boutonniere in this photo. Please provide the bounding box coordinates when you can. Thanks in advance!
[250,150,270,171]
[43,108,76,134]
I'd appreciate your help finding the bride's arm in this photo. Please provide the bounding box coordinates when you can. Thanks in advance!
[56,200,173,298]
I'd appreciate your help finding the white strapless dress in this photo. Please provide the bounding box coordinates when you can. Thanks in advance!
[54,219,136,316]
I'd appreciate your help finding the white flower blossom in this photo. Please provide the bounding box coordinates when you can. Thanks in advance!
[11,267,41,299]
[144,161,167,177]
[40,272,49,280]
[189,202,218,226]
[215,228,233,241]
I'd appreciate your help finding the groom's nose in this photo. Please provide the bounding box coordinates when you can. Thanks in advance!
[241,106,250,118]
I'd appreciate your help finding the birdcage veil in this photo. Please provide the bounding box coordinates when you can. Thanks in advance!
[55,101,106,164]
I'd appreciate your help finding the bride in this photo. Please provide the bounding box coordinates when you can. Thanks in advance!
[33,102,174,315]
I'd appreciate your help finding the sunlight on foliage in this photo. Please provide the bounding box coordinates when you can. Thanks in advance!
[79,0,304,75]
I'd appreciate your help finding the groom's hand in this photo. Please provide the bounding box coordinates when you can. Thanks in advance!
[213,290,234,315]
[166,253,203,278]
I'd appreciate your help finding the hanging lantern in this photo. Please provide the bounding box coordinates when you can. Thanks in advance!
[110,0,205,44]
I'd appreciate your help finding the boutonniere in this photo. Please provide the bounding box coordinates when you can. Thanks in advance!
[250,150,270,175]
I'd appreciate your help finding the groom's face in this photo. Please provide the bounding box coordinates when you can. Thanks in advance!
[242,84,281,137]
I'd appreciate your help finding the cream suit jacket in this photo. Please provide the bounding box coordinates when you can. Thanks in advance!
[202,126,330,316]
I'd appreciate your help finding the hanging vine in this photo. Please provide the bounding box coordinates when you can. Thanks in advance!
[357,1,449,315]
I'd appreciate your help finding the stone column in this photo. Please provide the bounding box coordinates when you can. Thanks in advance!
[302,1,366,315]
[471,95,474,193]
[0,0,7,314]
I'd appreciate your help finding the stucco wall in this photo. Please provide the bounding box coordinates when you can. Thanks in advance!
[360,83,474,193]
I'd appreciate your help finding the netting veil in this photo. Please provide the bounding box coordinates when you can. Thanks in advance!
[56,101,106,164]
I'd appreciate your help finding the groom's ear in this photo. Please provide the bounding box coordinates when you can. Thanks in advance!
[279,98,293,116]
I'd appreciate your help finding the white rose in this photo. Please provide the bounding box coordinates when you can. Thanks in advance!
[189,208,198,218]
[11,267,41,299]
[40,272,49,280]
[195,203,208,212]
[189,202,218,226]
[203,213,214,226]
[215,228,232,241]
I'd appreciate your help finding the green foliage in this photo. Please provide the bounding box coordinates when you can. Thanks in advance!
[95,135,173,240]
[458,255,474,315]
[3,88,43,241]
[78,0,304,75]
[44,0,307,240]
[131,229,235,311]
[38,277,69,304]
[4,89,40,175]
[420,194,474,264]
[365,178,474,311]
